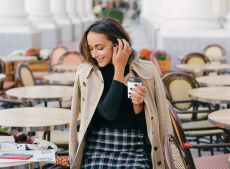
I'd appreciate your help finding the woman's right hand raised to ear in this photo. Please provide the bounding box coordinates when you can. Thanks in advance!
[113,39,132,70]
[113,39,132,83]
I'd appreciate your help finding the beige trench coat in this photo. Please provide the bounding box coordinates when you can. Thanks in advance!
[69,50,173,169]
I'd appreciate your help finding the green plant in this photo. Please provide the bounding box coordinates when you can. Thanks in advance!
[155,50,167,60]
[101,8,124,24]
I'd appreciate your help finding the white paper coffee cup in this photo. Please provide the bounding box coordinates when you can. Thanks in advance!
[127,77,143,98]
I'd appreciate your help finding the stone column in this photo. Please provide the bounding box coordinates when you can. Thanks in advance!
[77,0,90,30]
[50,0,73,42]
[66,0,83,41]
[162,0,220,29]
[25,0,61,49]
[85,0,96,24]
[223,0,230,28]
[0,0,41,55]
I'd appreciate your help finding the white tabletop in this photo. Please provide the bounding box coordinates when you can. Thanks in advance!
[0,74,6,82]
[189,87,230,104]
[196,75,230,86]
[53,64,80,72]
[6,85,73,102]
[208,109,230,130]
[0,56,37,63]
[0,107,71,132]
[43,73,76,85]
[0,136,57,168]
[178,56,227,61]
[176,64,230,72]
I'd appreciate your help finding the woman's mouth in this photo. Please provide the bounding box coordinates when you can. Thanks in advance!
[97,57,105,62]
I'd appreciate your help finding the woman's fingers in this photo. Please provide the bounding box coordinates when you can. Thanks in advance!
[113,43,118,57]
[117,39,123,54]
[129,85,146,98]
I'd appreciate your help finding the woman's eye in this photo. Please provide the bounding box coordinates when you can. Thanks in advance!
[98,48,103,50]
[89,48,92,50]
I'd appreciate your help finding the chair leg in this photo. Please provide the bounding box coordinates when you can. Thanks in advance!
[197,137,201,157]
[210,136,214,155]
[216,135,220,151]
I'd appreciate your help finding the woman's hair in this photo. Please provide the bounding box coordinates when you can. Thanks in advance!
[79,17,132,66]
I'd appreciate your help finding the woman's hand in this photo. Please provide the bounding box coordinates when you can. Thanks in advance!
[113,39,132,69]
[129,83,147,114]
[113,39,132,83]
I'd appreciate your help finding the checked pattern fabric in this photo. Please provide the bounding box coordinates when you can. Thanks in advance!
[81,127,151,169]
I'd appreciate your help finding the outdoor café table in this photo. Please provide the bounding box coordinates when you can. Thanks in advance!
[176,64,230,73]
[0,74,6,82]
[53,64,80,72]
[208,109,230,130]
[0,136,58,169]
[6,85,73,107]
[196,75,230,87]
[188,87,230,108]
[43,73,76,85]
[0,56,37,81]
[178,56,227,61]
[0,107,70,132]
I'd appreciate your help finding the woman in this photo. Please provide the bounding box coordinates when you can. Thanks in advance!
[69,17,173,169]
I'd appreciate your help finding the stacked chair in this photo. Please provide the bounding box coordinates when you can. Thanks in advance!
[164,100,230,169]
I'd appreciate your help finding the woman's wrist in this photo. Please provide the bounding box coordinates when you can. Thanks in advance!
[133,103,143,114]
[113,66,125,83]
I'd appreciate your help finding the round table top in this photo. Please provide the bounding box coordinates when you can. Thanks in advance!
[208,109,230,130]
[176,64,230,72]
[0,56,37,63]
[189,87,230,104]
[196,75,230,86]
[43,73,76,85]
[0,74,6,82]
[0,136,57,168]
[53,64,80,72]
[0,107,70,132]
[6,85,73,102]
[178,56,227,61]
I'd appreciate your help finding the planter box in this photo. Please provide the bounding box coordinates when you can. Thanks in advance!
[158,55,171,73]
[5,61,49,81]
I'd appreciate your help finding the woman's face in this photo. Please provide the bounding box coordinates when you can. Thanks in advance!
[87,32,114,67]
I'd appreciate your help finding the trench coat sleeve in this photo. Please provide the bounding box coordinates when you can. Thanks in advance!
[69,72,81,166]
[152,65,174,142]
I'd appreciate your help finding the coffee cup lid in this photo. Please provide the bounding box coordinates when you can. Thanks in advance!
[128,77,143,82]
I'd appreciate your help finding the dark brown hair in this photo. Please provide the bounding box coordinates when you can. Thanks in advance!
[79,17,132,66]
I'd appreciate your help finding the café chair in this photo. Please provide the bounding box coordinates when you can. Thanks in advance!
[50,51,82,73]
[202,44,226,61]
[162,72,213,122]
[16,63,71,108]
[58,51,82,65]
[167,100,230,166]
[0,59,17,95]
[163,133,230,169]
[181,52,210,77]
[32,45,68,79]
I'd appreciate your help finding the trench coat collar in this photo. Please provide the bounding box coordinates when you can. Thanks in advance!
[84,49,140,79]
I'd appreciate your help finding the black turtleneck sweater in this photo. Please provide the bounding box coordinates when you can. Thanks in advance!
[91,64,147,134]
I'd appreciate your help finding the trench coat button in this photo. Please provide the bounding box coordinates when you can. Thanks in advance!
[83,98,85,101]
[102,81,104,83]
[83,82,86,86]
[152,132,153,134]
[157,161,161,166]
[151,117,153,120]
[154,147,158,151]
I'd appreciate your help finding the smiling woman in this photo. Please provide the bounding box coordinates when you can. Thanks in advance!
[69,17,173,169]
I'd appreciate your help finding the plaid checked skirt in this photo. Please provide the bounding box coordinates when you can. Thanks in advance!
[81,127,151,169]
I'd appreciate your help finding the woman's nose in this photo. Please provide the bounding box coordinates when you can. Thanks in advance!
[91,50,98,58]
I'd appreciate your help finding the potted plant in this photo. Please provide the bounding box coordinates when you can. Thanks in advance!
[155,50,171,71]
[26,47,41,60]
[139,48,153,61]
[39,49,52,60]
